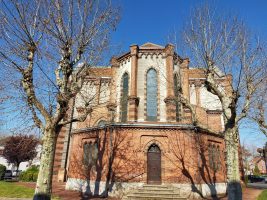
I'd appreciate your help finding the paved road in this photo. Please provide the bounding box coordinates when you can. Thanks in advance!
[247,182,267,189]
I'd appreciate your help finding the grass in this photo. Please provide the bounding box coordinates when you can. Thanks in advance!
[257,189,267,200]
[0,181,34,198]
[0,181,60,199]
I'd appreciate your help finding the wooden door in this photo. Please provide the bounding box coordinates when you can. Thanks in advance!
[147,144,161,184]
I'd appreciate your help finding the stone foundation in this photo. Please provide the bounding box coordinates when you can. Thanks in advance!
[66,178,227,199]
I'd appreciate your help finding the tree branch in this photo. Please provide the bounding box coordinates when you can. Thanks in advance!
[58,106,92,126]
[179,95,219,135]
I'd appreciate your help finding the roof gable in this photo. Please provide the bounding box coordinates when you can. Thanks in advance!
[140,42,164,49]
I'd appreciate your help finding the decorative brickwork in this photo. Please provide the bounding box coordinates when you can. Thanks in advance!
[128,95,139,121]
[128,45,139,121]
[164,96,177,122]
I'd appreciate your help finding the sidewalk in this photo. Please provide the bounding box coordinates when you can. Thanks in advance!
[242,187,263,200]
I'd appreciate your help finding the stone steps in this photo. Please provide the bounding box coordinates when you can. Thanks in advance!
[137,189,175,193]
[127,185,187,200]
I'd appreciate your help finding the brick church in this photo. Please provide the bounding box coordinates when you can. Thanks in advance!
[53,43,228,198]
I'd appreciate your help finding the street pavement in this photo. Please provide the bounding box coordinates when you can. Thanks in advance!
[247,182,267,189]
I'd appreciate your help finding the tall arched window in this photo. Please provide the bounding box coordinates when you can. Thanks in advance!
[121,73,129,122]
[174,73,181,121]
[147,68,158,121]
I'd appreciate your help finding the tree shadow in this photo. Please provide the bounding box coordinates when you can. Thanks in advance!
[67,126,143,199]
[167,130,227,200]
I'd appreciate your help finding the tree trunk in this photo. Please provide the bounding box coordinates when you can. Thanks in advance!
[34,125,56,200]
[225,126,242,200]
[16,163,20,179]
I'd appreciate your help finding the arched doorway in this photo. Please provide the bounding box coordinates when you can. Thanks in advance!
[147,144,161,184]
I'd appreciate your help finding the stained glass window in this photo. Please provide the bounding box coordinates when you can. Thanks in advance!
[147,68,158,121]
[121,73,129,122]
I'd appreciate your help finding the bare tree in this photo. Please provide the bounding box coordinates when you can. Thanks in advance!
[240,144,252,175]
[251,85,267,136]
[173,5,267,200]
[0,0,119,199]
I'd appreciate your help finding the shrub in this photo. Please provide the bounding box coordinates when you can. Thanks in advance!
[253,165,261,176]
[244,175,248,186]
[19,165,39,182]
[0,164,6,180]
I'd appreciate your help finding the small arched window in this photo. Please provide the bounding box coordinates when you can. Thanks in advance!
[121,73,129,122]
[148,144,161,153]
[97,120,107,127]
[147,68,158,121]
[174,73,181,121]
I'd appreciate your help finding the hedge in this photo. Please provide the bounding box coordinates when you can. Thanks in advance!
[0,164,6,180]
[19,165,39,182]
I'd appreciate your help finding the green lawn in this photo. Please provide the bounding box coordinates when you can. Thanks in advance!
[0,181,34,198]
[0,181,60,199]
[257,189,267,200]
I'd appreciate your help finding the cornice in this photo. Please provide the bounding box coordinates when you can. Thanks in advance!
[72,123,223,139]
[206,110,223,114]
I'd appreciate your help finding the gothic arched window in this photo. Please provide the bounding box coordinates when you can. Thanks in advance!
[121,73,129,122]
[146,68,158,121]
[97,120,107,127]
[174,73,181,121]
[148,144,161,153]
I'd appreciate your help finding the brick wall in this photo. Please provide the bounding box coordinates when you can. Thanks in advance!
[67,127,226,184]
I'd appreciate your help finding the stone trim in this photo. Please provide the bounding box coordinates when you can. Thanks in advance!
[144,139,165,153]
[71,122,206,135]
[138,51,164,59]
[92,117,108,127]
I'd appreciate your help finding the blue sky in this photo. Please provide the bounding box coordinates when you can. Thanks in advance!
[111,0,267,50]
[110,0,267,148]
[1,0,266,148]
